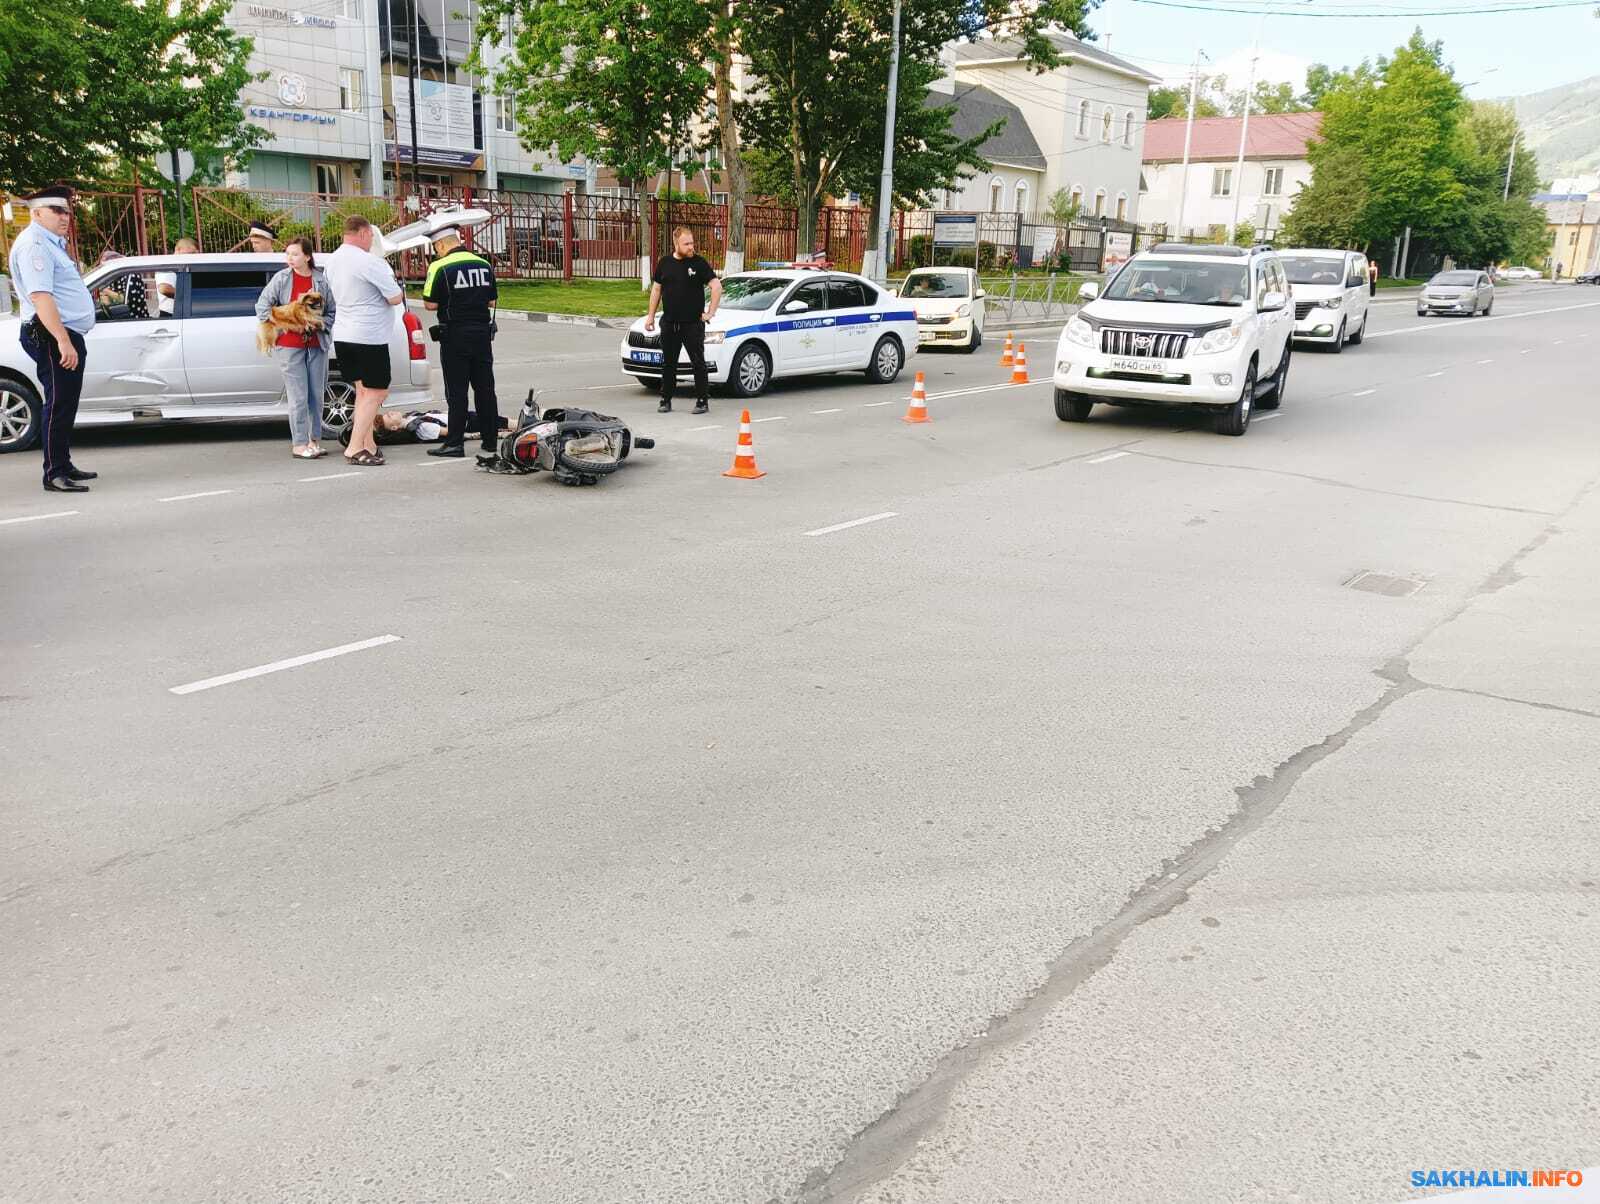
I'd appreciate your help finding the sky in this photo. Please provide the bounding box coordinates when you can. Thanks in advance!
[1086,0,1600,101]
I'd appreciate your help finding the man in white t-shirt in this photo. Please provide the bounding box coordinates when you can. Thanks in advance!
[324,214,404,465]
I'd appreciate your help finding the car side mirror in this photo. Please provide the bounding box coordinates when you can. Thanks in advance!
[1260,290,1287,312]
[885,287,898,297]
[783,300,810,314]
[975,288,986,299]
[1077,281,1100,302]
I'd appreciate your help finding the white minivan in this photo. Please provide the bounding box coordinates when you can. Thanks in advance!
[1280,248,1371,352]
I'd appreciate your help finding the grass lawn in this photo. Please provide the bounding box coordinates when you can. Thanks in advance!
[1376,277,1429,289]
[408,278,649,317]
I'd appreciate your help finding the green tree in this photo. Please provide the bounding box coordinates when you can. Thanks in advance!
[1042,187,1082,225]
[471,0,713,278]
[1148,84,1220,121]
[1280,144,1369,248]
[1225,79,1307,117]
[0,0,263,193]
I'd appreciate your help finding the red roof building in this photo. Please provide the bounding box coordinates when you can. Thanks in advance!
[1141,112,1323,164]
[1140,112,1324,239]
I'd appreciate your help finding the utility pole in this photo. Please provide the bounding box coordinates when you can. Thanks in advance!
[407,0,421,195]
[871,0,904,283]
[1174,49,1205,240]
[1229,21,1262,237]
[1503,131,1518,202]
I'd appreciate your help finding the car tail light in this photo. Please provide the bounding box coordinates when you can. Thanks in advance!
[402,310,427,361]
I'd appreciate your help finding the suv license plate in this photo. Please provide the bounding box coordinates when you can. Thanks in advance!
[630,350,663,364]
[1109,357,1168,373]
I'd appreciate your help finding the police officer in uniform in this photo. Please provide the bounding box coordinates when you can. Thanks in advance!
[9,185,97,493]
[421,225,500,459]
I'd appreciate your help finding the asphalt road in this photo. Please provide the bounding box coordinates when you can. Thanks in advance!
[2,283,1598,1203]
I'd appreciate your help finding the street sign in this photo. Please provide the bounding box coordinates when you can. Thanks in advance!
[932,213,978,247]
[169,150,197,185]
[1104,231,1134,270]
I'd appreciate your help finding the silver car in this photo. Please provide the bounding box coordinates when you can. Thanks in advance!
[1417,269,1495,317]
[1,252,432,453]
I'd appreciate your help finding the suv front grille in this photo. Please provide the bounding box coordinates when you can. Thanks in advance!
[627,331,661,349]
[1099,328,1189,359]
[1294,301,1316,320]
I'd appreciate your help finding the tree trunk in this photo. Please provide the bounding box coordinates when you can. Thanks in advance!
[714,2,748,274]
[636,180,652,290]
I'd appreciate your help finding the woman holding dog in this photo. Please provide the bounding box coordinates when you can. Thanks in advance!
[255,236,336,459]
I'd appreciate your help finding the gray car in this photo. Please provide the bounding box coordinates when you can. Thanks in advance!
[1,252,433,453]
[1417,269,1495,317]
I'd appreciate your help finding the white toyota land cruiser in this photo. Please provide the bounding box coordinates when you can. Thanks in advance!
[1052,243,1293,436]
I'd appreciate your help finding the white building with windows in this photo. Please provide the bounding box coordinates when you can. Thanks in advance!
[225,0,590,196]
[1139,112,1322,239]
[937,33,1158,222]
[925,86,1046,216]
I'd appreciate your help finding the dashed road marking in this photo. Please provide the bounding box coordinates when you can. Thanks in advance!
[1426,370,1446,378]
[297,471,362,483]
[1086,451,1129,464]
[811,408,843,414]
[1367,299,1600,340]
[863,401,894,408]
[1255,412,1282,421]
[169,634,403,696]
[805,511,899,537]
[1476,359,1494,365]
[1353,389,1377,397]
[752,416,787,423]
[0,510,79,527]
[687,424,722,432]
[159,490,235,503]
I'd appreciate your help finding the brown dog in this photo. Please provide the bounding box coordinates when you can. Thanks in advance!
[257,291,325,355]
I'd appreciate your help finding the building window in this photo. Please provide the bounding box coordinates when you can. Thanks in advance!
[1070,184,1084,211]
[989,178,1003,213]
[1122,111,1135,147]
[1101,108,1113,143]
[1263,166,1284,196]
[334,0,358,17]
[1211,168,1233,197]
[315,163,340,195]
[1076,100,1090,139]
[1093,188,1106,217]
[495,94,516,133]
[942,189,956,209]
[1138,171,1149,194]
[1115,192,1128,221]
[338,68,362,113]
[1014,181,1028,214]
[713,192,729,206]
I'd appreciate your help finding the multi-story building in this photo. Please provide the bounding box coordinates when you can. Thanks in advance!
[225,0,591,196]
[1139,112,1322,240]
[1534,191,1600,278]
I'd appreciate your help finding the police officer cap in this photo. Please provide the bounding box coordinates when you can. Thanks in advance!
[24,184,75,211]
[248,221,276,239]
[430,225,462,243]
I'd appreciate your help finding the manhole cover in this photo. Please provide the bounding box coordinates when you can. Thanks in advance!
[1344,570,1427,597]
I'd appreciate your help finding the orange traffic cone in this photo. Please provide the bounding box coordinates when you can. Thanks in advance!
[902,371,931,424]
[1010,342,1030,385]
[722,409,766,479]
[999,331,1015,367]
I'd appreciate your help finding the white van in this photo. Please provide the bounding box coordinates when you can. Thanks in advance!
[1280,249,1371,352]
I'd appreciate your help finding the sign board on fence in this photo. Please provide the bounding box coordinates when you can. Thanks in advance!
[932,214,978,247]
[392,79,481,153]
[1104,231,1134,270]
[1032,226,1058,264]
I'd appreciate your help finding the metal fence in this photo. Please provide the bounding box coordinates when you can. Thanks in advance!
[52,189,170,266]
[190,188,399,256]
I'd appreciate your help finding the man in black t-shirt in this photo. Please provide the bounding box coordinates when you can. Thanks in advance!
[645,226,722,414]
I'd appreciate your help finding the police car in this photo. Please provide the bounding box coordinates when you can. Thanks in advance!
[619,268,918,397]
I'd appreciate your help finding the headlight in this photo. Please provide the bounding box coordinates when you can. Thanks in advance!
[1196,324,1243,355]
[1064,316,1095,348]
[956,303,971,318]
[1321,295,1342,310]
[704,331,725,345]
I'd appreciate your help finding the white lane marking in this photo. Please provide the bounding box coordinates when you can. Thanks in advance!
[863,401,894,407]
[752,415,787,423]
[1367,299,1600,340]
[1553,339,1564,345]
[687,423,722,432]
[416,457,473,467]
[925,380,1047,401]
[583,383,635,390]
[159,489,235,503]
[805,511,899,537]
[1476,358,1494,365]
[1353,388,1377,397]
[169,634,403,696]
[1085,451,1129,464]
[0,510,79,527]
[1426,370,1446,378]
[811,408,843,414]
[1255,412,1282,421]
[1520,348,1532,354]
[298,470,362,483]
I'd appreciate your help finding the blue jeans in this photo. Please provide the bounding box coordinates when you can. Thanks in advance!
[274,343,327,444]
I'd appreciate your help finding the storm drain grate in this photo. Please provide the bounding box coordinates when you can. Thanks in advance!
[1344,570,1428,598]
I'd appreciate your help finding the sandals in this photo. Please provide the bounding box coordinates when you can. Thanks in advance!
[293,447,318,460]
[346,449,386,466]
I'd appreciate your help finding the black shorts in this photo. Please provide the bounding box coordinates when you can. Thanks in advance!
[333,341,392,390]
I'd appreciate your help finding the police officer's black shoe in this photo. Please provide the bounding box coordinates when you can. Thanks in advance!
[66,467,98,481]
[427,444,465,458]
[44,476,89,493]
[693,399,709,415]
[658,401,672,413]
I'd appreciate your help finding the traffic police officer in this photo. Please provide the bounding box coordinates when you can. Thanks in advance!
[9,185,97,493]
[421,225,500,459]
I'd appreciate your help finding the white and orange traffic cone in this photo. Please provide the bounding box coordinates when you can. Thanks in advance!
[902,371,931,424]
[999,331,1015,367]
[722,409,766,479]
[1010,342,1029,385]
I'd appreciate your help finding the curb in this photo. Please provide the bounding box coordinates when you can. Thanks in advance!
[405,299,629,330]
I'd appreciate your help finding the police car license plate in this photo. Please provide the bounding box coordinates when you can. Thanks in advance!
[630,350,663,365]
[1109,357,1169,374]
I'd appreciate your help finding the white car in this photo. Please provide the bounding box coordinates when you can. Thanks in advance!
[895,266,986,352]
[1280,248,1370,351]
[1498,265,1541,281]
[1052,242,1293,436]
[0,252,431,453]
[619,269,917,396]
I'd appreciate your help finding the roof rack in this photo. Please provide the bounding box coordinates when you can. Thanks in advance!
[1147,243,1249,257]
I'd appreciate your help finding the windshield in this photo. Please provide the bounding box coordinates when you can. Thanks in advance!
[1431,271,1479,285]
[1103,259,1249,306]
[901,271,971,299]
[718,276,790,311]
[1279,256,1346,286]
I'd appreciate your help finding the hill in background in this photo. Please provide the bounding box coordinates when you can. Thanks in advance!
[1499,74,1600,184]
